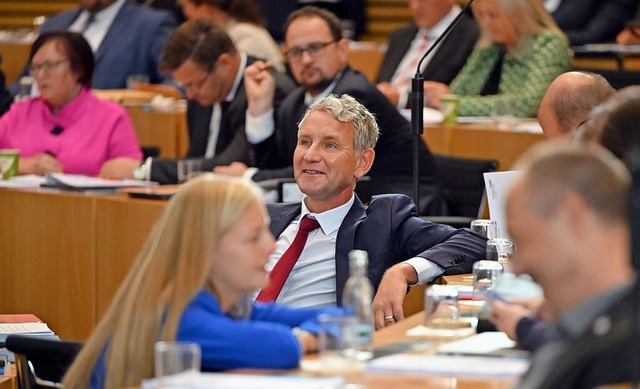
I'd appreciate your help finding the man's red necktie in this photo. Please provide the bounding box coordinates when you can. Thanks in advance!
[256,216,320,302]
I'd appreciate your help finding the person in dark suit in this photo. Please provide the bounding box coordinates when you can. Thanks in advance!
[256,94,485,330]
[217,6,448,215]
[376,0,479,109]
[139,19,295,184]
[547,0,637,45]
[15,0,176,91]
[505,142,638,388]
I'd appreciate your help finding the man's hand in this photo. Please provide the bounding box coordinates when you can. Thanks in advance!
[376,82,401,107]
[489,300,532,340]
[424,81,451,110]
[213,161,249,177]
[244,60,276,116]
[372,263,418,330]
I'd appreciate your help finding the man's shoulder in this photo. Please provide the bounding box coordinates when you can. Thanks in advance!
[367,193,415,209]
[121,1,176,26]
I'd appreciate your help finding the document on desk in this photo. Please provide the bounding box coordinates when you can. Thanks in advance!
[437,331,529,358]
[367,353,529,378]
[141,372,345,389]
[484,170,521,238]
[41,173,158,191]
[0,322,54,339]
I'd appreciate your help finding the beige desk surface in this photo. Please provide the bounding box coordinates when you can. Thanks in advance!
[423,122,546,171]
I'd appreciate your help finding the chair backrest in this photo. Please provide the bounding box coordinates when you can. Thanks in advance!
[5,335,83,389]
[434,154,499,218]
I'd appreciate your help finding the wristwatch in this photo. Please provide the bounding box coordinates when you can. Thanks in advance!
[133,157,152,180]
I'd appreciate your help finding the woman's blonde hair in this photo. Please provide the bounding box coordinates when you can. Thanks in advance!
[63,174,263,389]
[474,0,567,49]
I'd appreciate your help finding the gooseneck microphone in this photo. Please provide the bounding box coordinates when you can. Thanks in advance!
[51,125,64,136]
[411,0,475,210]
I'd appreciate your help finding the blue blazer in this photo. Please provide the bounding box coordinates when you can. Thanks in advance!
[267,194,486,304]
[37,2,176,89]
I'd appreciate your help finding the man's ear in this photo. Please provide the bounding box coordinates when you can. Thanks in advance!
[354,148,375,179]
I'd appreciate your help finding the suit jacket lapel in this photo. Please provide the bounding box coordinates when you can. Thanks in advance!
[335,195,367,304]
[268,203,301,238]
[95,2,132,63]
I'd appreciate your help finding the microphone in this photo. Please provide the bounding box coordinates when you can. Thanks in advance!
[411,0,475,210]
[51,125,64,135]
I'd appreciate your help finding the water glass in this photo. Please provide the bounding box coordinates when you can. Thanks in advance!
[424,285,462,331]
[472,260,504,302]
[486,238,516,272]
[127,74,150,89]
[317,314,363,371]
[154,341,201,387]
[492,96,517,130]
[177,159,205,183]
[470,219,498,239]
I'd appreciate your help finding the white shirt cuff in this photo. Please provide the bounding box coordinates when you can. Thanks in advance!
[245,108,275,144]
[404,257,445,285]
[242,167,258,180]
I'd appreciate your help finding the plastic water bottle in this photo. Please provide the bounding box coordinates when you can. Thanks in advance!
[341,249,374,361]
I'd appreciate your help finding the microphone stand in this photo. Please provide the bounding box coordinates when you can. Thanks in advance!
[411,0,475,211]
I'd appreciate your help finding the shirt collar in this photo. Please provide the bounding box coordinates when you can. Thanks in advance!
[225,52,247,103]
[304,70,343,106]
[82,0,125,26]
[300,193,355,235]
[421,5,462,40]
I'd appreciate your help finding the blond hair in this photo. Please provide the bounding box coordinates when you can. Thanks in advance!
[63,174,263,389]
[474,0,567,49]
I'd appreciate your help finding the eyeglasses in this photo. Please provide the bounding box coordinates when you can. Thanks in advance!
[28,58,69,76]
[175,68,212,95]
[285,41,337,62]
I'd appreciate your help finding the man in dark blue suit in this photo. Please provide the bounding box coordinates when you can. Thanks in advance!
[217,6,449,215]
[376,0,479,109]
[260,94,485,330]
[24,0,176,89]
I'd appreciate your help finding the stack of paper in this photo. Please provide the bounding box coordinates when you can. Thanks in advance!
[141,372,345,389]
[41,173,157,191]
[367,353,529,378]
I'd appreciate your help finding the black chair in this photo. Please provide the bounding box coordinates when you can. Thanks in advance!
[5,335,83,389]
[422,154,499,228]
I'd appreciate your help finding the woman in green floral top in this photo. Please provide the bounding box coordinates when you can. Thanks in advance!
[425,0,571,118]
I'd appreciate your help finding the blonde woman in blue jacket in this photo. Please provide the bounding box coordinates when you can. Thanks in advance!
[63,175,336,389]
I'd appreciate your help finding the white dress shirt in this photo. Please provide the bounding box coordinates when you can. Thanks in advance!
[252,193,445,308]
[205,53,247,158]
[68,0,126,53]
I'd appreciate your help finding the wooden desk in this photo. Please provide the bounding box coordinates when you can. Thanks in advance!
[0,364,16,389]
[0,40,31,86]
[126,107,188,159]
[0,189,167,340]
[423,123,546,171]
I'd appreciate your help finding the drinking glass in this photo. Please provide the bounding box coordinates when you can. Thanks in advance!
[177,159,205,183]
[316,314,363,372]
[472,260,504,318]
[154,341,201,388]
[424,285,468,335]
[486,238,516,272]
[470,219,498,239]
[492,96,517,130]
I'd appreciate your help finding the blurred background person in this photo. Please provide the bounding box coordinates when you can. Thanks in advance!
[616,6,640,45]
[537,71,615,140]
[138,0,186,24]
[545,0,637,46]
[0,32,142,178]
[424,0,571,118]
[508,143,637,388]
[179,0,285,73]
[376,0,479,109]
[12,0,176,93]
[63,175,336,388]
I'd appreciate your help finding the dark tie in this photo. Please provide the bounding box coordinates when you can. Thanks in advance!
[80,13,95,33]
[256,216,321,302]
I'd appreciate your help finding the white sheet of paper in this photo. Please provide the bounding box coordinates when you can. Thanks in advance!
[483,170,521,238]
[436,332,516,355]
[141,372,345,389]
[367,353,529,377]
